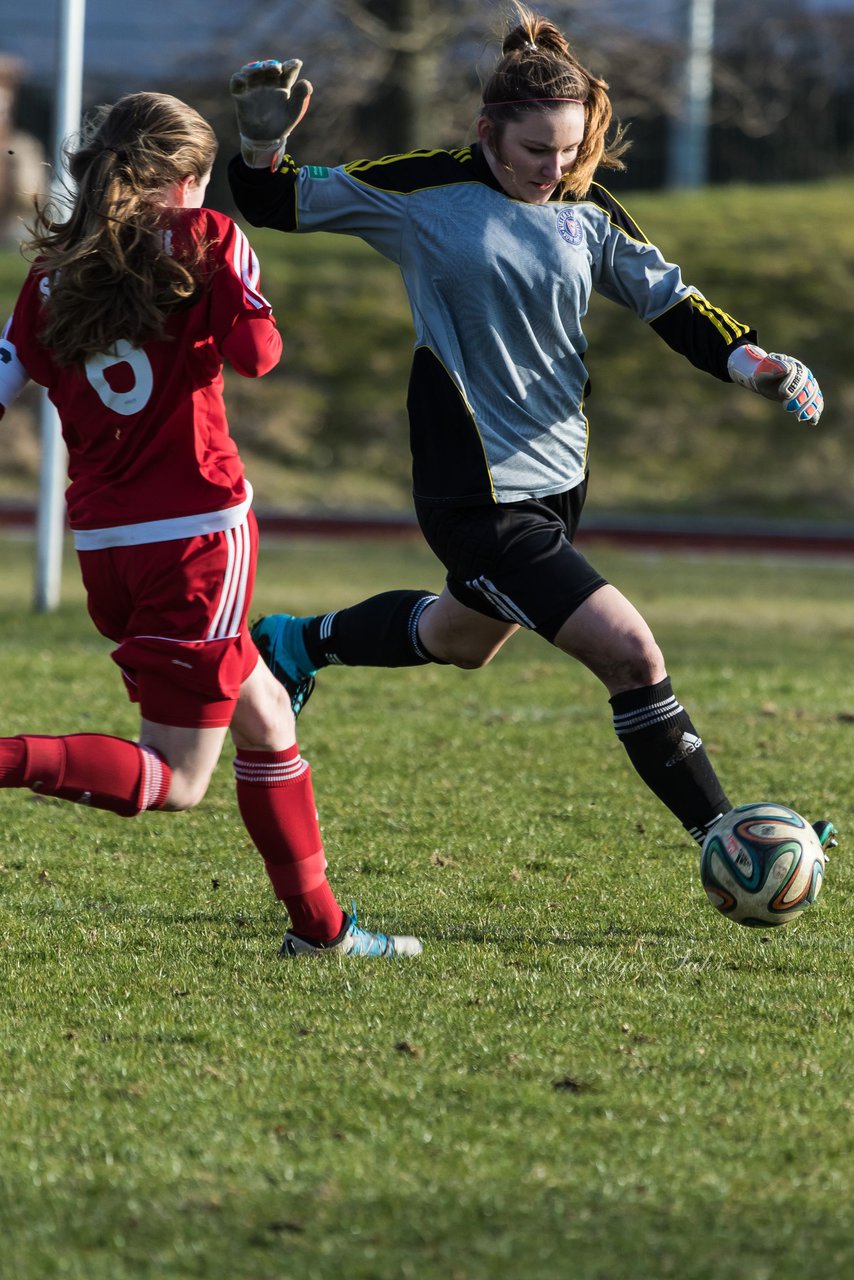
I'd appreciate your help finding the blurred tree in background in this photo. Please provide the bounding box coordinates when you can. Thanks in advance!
[9,1,854,197]
[3,1,853,520]
[191,0,854,185]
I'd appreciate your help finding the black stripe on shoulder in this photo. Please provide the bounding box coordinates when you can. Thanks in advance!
[578,182,650,244]
[342,148,476,194]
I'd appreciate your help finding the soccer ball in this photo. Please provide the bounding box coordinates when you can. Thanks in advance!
[700,803,826,927]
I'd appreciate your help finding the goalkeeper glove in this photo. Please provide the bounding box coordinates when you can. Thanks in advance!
[727,343,824,425]
[230,58,313,170]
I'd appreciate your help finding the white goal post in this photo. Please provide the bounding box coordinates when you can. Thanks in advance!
[34,0,86,612]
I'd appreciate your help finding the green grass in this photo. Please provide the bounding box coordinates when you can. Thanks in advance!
[1,533,852,1279]
[3,177,854,516]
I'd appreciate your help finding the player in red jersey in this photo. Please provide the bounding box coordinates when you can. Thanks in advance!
[0,91,420,958]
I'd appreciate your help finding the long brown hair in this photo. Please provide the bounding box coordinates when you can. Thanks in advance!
[25,92,217,366]
[480,4,628,198]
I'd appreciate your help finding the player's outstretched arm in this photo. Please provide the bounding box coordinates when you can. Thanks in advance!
[727,343,824,425]
[230,58,313,170]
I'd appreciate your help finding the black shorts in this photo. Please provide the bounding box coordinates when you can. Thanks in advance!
[414,478,607,642]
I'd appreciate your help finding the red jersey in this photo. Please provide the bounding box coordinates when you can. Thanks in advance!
[0,208,281,543]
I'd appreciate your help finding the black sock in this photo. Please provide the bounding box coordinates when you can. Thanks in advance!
[610,676,731,843]
[304,590,442,668]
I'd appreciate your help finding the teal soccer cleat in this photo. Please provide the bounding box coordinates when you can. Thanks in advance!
[811,820,838,852]
[251,613,316,717]
[280,905,423,958]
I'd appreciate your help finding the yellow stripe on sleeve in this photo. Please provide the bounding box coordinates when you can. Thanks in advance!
[690,293,751,344]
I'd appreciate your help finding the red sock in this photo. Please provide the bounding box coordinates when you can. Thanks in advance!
[0,734,170,816]
[234,746,346,942]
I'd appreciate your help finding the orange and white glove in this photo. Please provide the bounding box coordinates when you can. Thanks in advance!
[230,58,313,170]
[728,343,824,425]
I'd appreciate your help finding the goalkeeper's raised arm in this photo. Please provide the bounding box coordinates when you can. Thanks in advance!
[230,58,313,170]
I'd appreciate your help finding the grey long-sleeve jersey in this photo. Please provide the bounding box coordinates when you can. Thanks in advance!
[228,146,754,504]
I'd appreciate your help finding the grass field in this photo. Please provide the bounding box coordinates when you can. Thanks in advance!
[1,533,852,1280]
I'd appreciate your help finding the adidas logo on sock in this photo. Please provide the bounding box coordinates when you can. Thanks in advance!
[665,732,702,768]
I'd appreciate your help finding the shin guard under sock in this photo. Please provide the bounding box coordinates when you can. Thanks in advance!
[304,590,441,668]
[0,734,170,816]
[233,746,345,941]
[609,677,731,843]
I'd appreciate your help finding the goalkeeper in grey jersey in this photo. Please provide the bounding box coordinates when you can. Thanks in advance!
[229,4,832,866]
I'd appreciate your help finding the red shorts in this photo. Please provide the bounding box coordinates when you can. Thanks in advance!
[78,511,260,728]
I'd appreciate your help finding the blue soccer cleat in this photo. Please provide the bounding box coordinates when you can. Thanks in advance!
[251,613,316,717]
[280,904,423,958]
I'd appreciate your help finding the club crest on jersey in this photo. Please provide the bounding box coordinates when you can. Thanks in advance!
[556,208,584,246]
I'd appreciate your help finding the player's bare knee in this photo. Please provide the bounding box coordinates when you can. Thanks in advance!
[253,678,290,739]
[639,638,666,685]
[449,648,495,670]
[607,640,665,691]
[575,626,662,690]
[429,636,495,668]
[231,666,294,751]
[161,773,210,811]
